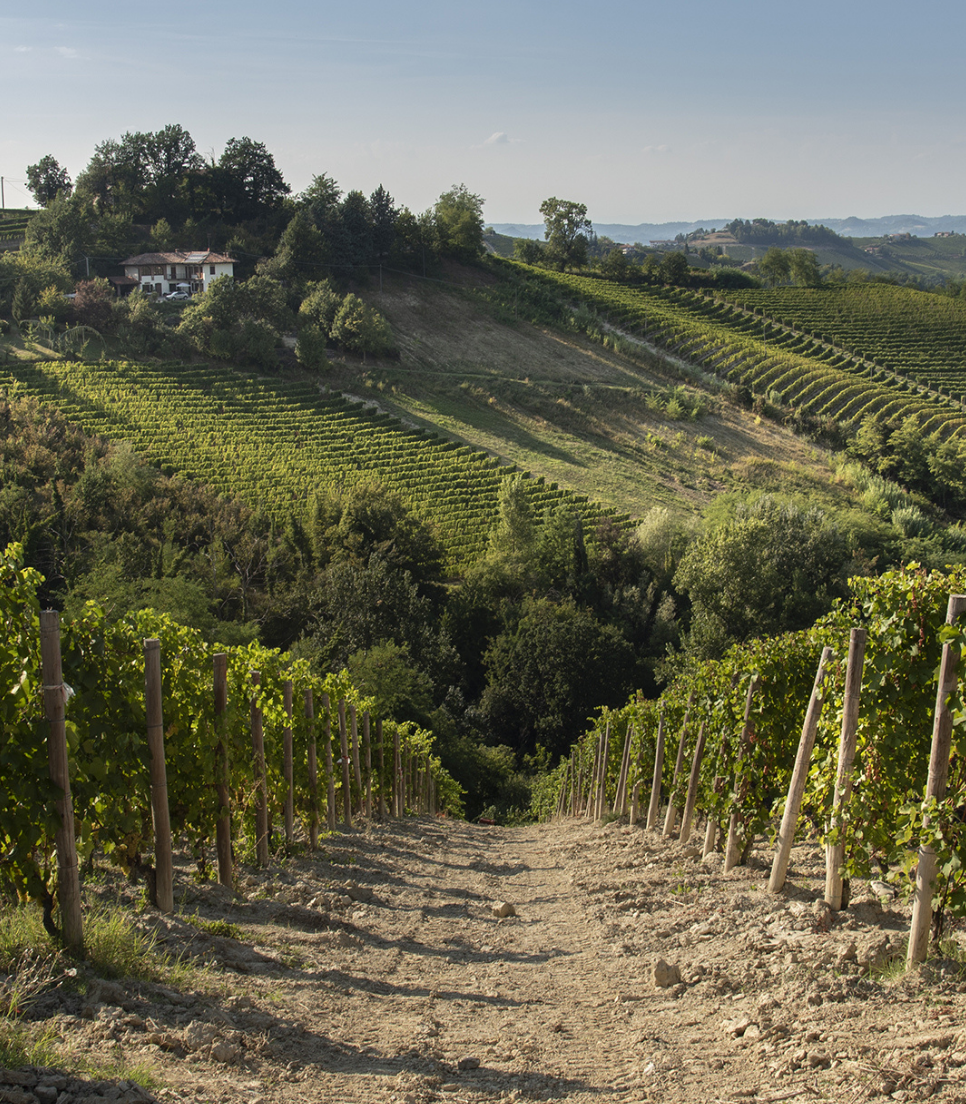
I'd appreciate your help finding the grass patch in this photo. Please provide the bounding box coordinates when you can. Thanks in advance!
[188,915,243,940]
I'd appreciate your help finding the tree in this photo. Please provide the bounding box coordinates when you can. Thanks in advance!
[261,208,326,282]
[659,251,690,285]
[216,137,290,222]
[488,475,537,571]
[310,480,444,592]
[298,173,342,222]
[673,496,848,660]
[788,248,822,287]
[480,597,636,757]
[71,279,115,332]
[758,247,791,286]
[539,197,592,270]
[599,246,631,282]
[73,132,152,216]
[513,239,543,264]
[25,155,72,207]
[298,280,343,335]
[369,184,398,262]
[329,294,395,360]
[434,184,485,263]
[22,193,91,271]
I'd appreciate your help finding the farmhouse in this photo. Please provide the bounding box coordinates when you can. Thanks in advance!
[116,251,236,297]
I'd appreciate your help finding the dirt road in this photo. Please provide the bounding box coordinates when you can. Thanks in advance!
[11,816,966,1103]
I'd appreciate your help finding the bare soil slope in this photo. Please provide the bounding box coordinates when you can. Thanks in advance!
[324,271,856,521]
[11,816,966,1104]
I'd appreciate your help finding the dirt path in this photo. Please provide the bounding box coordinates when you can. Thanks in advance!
[11,817,966,1103]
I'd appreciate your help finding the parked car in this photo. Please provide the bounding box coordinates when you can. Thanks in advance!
[164,290,190,301]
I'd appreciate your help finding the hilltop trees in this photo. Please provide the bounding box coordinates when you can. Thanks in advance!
[540,197,592,270]
[25,156,72,207]
[433,184,486,263]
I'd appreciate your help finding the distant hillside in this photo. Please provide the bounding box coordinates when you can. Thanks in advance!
[491,214,966,242]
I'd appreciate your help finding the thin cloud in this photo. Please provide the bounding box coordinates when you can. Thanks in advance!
[480,132,523,147]
[642,144,671,155]
[55,46,80,58]
[14,45,31,53]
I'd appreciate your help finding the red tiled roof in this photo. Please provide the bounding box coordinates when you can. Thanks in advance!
[120,251,237,265]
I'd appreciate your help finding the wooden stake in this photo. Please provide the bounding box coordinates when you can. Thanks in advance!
[40,611,83,954]
[322,693,336,831]
[678,723,707,846]
[143,639,174,913]
[724,676,760,872]
[646,712,666,830]
[350,704,363,811]
[702,813,718,857]
[584,737,600,820]
[213,653,232,886]
[393,725,403,816]
[824,628,867,909]
[596,723,611,821]
[250,672,270,866]
[908,595,966,965]
[363,711,372,818]
[629,779,643,826]
[769,647,833,893]
[614,723,634,815]
[377,718,387,820]
[338,698,352,827]
[664,701,692,836]
[305,689,319,850]
[283,680,294,846]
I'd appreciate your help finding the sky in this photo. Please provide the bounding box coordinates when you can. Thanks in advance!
[3,0,966,227]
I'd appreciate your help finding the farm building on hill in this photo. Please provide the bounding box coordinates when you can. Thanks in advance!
[116,251,236,297]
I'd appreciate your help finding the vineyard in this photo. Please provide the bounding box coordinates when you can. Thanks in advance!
[537,563,966,960]
[0,541,460,946]
[715,285,966,397]
[517,268,966,438]
[0,358,625,572]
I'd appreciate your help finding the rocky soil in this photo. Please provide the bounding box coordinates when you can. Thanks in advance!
[5,816,966,1104]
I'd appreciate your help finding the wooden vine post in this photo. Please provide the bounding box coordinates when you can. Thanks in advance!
[908,594,966,965]
[769,646,833,893]
[646,712,665,830]
[338,699,352,827]
[377,719,387,820]
[393,724,403,816]
[143,639,174,913]
[629,780,643,826]
[570,759,578,817]
[595,723,611,821]
[363,711,373,818]
[283,680,294,846]
[824,628,868,910]
[724,676,760,872]
[322,693,337,832]
[250,672,270,867]
[350,704,363,812]
[678,723,707,846]
[664,699,693,837]
[584,736,601,820]
[213,653,232,886]
[305,689,320,850]
[40,611,84,954]
[614,723,634,815]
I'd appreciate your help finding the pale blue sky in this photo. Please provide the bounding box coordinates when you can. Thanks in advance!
[3,0,964,225]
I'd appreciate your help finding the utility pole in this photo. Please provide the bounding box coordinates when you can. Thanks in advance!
[1,177,5,210]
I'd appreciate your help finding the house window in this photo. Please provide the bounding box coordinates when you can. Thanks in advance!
[210,265,216,275]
